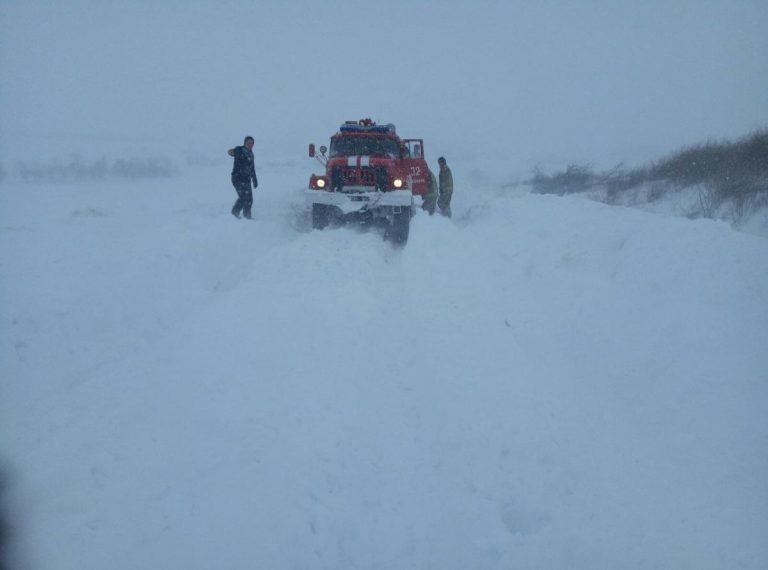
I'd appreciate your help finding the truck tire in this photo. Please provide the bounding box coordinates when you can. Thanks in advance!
[312,203,330,230]
[388,206,411,244]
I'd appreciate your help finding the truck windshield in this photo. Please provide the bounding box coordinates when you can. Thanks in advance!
[330,136,400,158]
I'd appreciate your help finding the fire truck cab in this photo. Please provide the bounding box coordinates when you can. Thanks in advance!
[307,118,429,244]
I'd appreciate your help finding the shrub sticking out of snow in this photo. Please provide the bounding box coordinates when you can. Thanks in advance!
[530,129,768,228]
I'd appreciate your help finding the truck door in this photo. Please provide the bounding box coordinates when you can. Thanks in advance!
[401,139,428,195]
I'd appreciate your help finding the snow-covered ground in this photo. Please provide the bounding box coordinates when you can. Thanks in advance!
[1,157,767,569]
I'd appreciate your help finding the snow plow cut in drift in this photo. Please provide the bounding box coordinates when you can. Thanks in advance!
[307,118,430,244]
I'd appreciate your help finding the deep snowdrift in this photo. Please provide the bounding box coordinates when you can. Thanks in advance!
[1,161,767,569]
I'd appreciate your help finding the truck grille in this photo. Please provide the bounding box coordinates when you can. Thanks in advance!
[332,166,388,189]
[342,167,375,185]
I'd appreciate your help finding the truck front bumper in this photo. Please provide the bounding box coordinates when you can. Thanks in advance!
[306,188,413,214]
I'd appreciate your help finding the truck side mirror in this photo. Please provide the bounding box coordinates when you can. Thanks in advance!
[309,144,315,158]
[319,145,327,156]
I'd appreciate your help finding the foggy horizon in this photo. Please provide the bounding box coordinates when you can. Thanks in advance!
[2,1,767,173]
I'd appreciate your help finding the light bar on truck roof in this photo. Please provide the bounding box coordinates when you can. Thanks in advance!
[339,121,397,134]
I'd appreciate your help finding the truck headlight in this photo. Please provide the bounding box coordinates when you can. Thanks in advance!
[393,178,404,189]
[317,178,326,188]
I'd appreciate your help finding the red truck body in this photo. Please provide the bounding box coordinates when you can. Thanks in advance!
[307,119,428,243]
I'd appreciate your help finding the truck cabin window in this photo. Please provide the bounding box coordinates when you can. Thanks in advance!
[330,137,400,158]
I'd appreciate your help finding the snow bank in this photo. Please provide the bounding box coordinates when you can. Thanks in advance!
[1,163,767,569]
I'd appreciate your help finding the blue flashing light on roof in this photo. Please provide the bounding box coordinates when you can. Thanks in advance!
[339,119,397,134]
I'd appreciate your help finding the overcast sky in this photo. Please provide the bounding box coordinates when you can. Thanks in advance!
[1,0,767,172]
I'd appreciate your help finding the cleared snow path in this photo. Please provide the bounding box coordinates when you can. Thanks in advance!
[2,164,767,569]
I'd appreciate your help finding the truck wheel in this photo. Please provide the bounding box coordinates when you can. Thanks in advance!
[312,204,330,230]
[389,206,411,244]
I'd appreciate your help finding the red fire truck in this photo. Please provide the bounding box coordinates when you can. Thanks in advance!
[307,118,429,244]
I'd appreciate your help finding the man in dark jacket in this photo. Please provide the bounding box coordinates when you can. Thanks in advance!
[227,136,258,219]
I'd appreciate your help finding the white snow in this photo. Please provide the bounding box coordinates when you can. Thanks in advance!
[2,1,768,565]
[2,156,767,569]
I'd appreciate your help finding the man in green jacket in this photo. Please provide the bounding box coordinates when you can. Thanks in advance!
[422,168,438,215]
[437,156,453,218]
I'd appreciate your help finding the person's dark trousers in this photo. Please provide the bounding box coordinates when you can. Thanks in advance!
[231,176,253,219]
